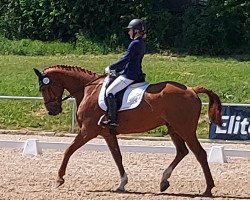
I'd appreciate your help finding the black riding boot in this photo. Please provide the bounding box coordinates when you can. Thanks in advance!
[106,93,118,126]
[98,94,118,127]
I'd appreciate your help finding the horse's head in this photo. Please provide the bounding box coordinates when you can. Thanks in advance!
[34,68,64,116]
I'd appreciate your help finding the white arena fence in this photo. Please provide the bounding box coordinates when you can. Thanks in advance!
[0,138,249,163]
[0,95,249,134]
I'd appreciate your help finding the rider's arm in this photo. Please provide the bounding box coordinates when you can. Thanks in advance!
[109,40,138,71]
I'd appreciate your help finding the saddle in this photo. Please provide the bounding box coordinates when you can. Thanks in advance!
[98,75,150,112]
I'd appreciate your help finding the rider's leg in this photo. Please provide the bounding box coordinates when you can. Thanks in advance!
[106,75,134,96]
[106,93,118,126]
[99,75,134,126]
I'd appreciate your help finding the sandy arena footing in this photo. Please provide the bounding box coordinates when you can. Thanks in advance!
[0,133,249,200]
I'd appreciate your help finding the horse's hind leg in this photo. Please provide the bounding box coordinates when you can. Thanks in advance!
[104,134,127,192]
[185,135,214,197]
[56,131,94,187]
[160,127,189,192]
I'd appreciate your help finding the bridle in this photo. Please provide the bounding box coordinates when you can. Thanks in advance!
[41,82,64,105]
[34,67,105,105]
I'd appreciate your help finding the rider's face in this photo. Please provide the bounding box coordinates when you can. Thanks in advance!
[128,29,134,39]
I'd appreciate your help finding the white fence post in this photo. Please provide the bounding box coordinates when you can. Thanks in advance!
[70,98,76,133]
[22,139,42,156]
[208,146,227,163]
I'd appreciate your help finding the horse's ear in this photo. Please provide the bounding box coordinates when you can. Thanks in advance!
[33,68,43,79]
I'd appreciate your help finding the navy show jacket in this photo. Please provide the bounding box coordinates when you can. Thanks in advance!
[109,37,146,81]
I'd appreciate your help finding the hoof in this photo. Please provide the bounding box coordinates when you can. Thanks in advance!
[55,177,65,188]
[160,180,170,192]
[202,191,213,197]
[115,187,125,193]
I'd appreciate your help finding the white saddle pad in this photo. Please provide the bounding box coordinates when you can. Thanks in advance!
[98,77,150,111]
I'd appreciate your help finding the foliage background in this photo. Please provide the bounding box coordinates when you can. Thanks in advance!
[0,0,249,55]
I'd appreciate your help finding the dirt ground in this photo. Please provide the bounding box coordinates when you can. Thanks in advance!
[0,134,249,200]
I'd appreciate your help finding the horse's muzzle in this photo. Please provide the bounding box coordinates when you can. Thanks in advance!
[45,103,62,116]
[48,109,62,116]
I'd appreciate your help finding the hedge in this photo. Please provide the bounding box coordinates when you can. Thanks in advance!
[0,0,249,55]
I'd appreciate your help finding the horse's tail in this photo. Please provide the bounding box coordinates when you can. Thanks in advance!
[193,86,222,127]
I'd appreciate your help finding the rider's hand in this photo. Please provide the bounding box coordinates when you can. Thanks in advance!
[104,66,110,74]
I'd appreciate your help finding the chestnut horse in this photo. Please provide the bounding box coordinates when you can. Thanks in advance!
[34,65,222,197]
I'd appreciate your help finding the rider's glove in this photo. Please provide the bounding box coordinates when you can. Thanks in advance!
[104,66,110,74]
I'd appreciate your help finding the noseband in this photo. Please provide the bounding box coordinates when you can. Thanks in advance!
[41,83,63,105]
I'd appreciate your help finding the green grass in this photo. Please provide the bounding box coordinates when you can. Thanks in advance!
[0,36,122,55]
[0,54,249,138]
[145,55,249,103]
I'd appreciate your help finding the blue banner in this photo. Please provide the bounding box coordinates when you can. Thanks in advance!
[209,105,250,140]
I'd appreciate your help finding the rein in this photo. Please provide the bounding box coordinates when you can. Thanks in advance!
[61,74,105,102]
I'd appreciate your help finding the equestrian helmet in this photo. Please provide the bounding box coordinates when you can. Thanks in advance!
[126,19,145,32]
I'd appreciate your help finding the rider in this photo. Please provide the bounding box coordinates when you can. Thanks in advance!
[99,18,146,127]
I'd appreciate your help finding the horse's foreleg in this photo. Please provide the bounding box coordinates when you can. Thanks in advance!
[104,134,127,192]
[160,127,189,192]
[56,132,93,188]
[185,136,214,197]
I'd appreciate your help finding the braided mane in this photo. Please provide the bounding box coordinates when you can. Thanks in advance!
[43,65,99,76]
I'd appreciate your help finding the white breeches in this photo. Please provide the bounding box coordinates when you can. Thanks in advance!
[106,75,134,96]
